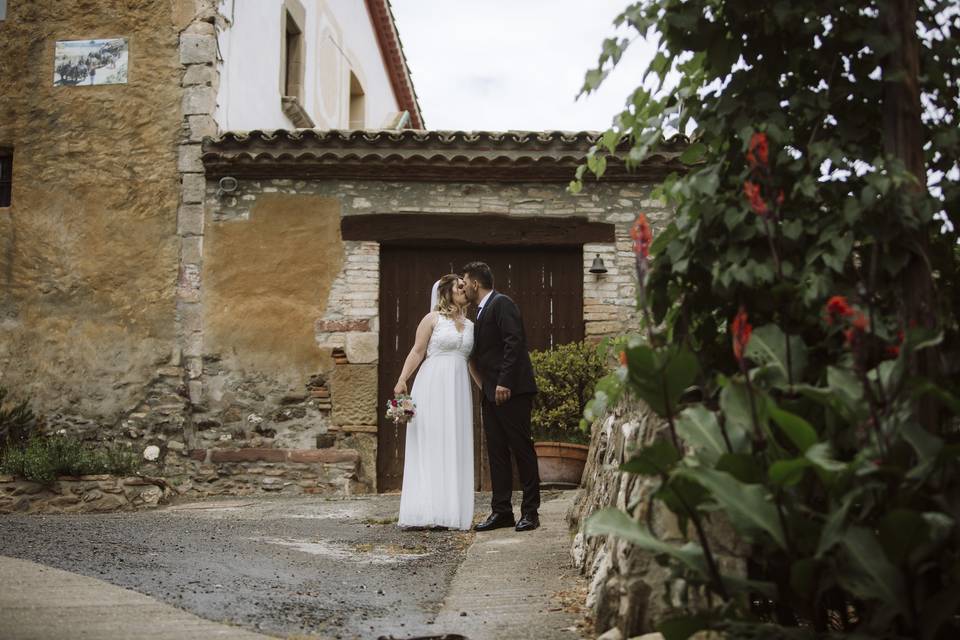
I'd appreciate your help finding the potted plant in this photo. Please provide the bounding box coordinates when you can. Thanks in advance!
[529,340,609,487]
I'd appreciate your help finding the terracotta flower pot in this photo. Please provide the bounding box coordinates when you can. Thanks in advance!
[534,441,589,488]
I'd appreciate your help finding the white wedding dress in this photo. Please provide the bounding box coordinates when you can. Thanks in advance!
[398,315,475,530]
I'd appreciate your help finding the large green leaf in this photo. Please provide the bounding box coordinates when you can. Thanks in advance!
[675,405,727,463]
[744,324,808,386]
[769,404,818,453]
[769,457,811,486]
[680,467,788,549]
[839,526,907,616]
[585,507,709,576]
[620,438,681,476]
[805,442,847,473]
[901,421,943,481]
[625,344,698,419]
[719,377,767,436]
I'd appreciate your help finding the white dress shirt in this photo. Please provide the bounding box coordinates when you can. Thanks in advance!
[476,291,493,320]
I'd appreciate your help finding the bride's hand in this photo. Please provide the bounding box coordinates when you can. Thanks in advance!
[394,380,407,395]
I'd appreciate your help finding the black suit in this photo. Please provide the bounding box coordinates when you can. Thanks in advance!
[471,291,540,518]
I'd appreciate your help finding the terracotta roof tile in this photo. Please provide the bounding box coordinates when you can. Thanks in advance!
[202,129,687,182]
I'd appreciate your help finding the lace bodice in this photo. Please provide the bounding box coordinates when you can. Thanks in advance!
[427,315,474,359]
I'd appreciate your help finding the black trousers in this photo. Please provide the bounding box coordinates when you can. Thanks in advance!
[481,393,541,518]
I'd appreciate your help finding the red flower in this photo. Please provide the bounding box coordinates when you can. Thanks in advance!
[885,345,900,358]
[630,214,653,258]
[825,295,854,325]
[743,180,768,216]
[747,132,769,167]
[851,312,868,332]
[619,351,628,367]
[776,189,785,207]
[731,307,753,364]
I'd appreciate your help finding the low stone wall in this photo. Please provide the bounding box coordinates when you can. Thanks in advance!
[149,446,366,498]
[568,397,743,639]
[0,474,173,514]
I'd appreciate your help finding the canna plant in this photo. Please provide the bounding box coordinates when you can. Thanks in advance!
[576,1,960,638]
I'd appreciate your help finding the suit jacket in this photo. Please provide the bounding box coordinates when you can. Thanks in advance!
[471,291,538,402]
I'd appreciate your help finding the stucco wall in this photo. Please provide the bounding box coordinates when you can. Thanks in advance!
[0,1,183,419]
[215,0,401,130]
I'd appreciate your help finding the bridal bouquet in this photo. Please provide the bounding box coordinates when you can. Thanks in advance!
[385,394,416,424]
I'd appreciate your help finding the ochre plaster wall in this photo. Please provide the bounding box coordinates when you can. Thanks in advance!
[203,194,344,384]
[0,1,182,417]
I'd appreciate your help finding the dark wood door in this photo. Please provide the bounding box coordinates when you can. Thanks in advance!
[377,246,584,492]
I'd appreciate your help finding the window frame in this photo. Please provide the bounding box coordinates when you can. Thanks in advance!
[0,149,12,208]
[279,0,306,103]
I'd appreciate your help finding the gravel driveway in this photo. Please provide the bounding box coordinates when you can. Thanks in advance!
[0,494,477,639]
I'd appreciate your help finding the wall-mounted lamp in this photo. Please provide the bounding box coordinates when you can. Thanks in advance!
[217,176,239,197]
[589,254,608,275]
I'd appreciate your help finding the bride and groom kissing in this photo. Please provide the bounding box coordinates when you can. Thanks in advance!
[392,262,541,533]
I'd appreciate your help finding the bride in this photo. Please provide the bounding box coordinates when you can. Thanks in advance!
[393,274,477,530]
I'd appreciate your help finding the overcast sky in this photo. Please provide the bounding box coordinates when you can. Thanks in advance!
[390,0,657,132]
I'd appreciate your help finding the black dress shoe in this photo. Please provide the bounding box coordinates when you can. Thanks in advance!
[474,512,516,531]
[515,515,540,532]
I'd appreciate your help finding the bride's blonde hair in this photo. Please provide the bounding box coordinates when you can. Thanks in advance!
[434,273,464,318]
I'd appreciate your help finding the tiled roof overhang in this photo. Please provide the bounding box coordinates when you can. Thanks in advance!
[366,0,424,129]
[201,129,688,183]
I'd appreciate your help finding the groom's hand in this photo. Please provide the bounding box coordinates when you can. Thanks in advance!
[495,385,511,405]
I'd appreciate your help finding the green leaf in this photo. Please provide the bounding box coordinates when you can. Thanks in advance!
[625,345,698,419]
[678,142,706,165]
[675,405,726,463]
[805,442,847,472]
[620,438,681,476]
[657,615,711,640]
[716,453,764,484]
[878,509,928,565]
[719,378,766,435]
[769,457,811,486]
[585,508,708,576]
[839,526,907,614]
[769,405,818,453]
[680,467,788,549]
[744,324,808,386]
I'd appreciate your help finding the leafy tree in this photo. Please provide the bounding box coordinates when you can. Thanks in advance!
[576,1,960,637]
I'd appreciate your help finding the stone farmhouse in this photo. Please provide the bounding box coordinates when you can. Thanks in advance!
[0,0,682,495]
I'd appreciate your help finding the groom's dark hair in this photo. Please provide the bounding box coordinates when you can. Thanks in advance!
[462,261,494,289]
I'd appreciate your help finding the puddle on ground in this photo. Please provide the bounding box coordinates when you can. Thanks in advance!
[256,537,430,564]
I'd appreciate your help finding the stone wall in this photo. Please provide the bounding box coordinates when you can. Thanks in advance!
[569,397,745,638]
[0,1,185,421]
[0,474,173,514]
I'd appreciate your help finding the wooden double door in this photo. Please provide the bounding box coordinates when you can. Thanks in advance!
[377,245,584,492]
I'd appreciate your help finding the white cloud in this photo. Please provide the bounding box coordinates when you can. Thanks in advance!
[391,0,657,131]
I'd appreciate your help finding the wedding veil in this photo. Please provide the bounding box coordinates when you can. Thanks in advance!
[429,280,440,312]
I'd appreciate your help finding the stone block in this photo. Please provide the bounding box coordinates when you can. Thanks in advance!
[315,318,370,333]
[180,33,217,65]
[178,144,203,172]
[188,380,203,404]
[210,448,286,463]
[330,364,378,426]
[182,64,216,88]
[187,115,218,141]
[344,332,378,364]
[181,173,207,204]
[182,85,216,116]
[287,448,359,464]
[177,203,205,237]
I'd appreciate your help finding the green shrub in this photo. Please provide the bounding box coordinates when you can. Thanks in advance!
[0,436,141,484]
[0,386,38,452]
[530,341,609,445]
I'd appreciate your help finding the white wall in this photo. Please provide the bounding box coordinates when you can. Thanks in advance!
[216,0,401,131]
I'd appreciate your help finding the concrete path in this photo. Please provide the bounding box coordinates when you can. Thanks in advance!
[0,555,276,640]
[430,491,585,640]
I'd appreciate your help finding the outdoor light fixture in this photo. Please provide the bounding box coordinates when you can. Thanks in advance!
[589,254,608,275]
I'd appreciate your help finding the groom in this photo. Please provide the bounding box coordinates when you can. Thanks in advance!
[462,261,541,532]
